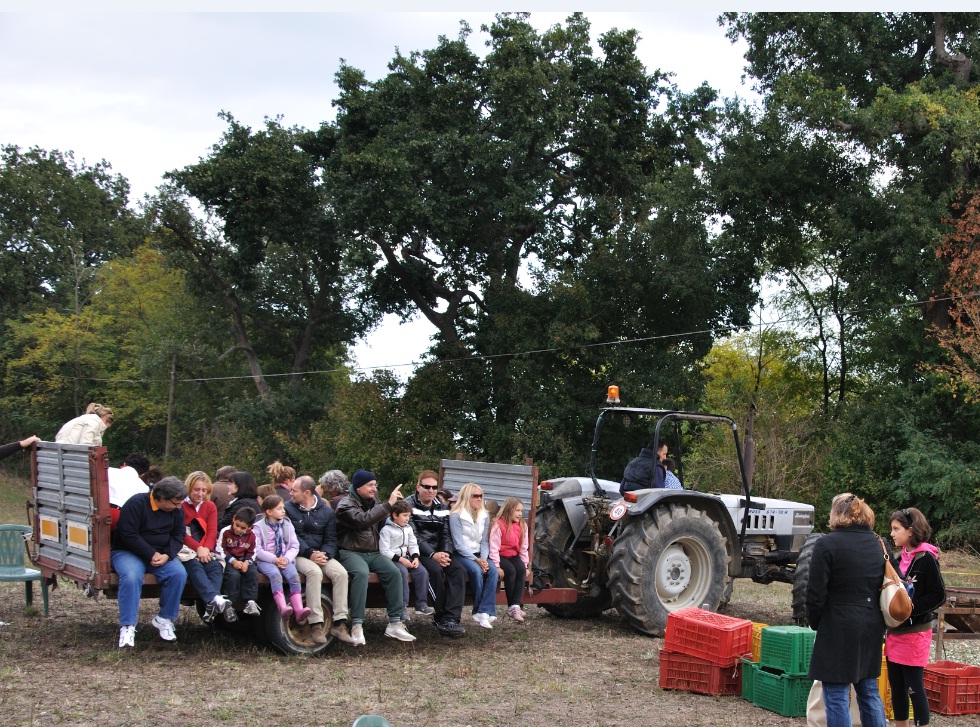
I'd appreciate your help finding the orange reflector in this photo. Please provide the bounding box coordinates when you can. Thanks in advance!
[540,481,553,491]
[606,385,620,404]
[624,492,638,503]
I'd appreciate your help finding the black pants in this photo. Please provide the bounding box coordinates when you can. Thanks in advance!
[887,659,930,725]
[418,555,466,621]
[500,555,526,607]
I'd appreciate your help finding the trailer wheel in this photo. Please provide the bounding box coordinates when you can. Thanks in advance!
[261,590,336,656]
[533,503,611,618]
[791,533,822,626]
[609,503,731,636]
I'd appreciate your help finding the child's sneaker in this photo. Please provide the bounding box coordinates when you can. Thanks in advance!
[216,595,238,623]
[415,604,435,616]
[151,615,177,642]
[243,599,261,615]
[507,605,525,622]
[118,624,135,649]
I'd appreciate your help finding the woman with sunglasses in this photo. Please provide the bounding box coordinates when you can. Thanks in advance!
[449,482,499,629]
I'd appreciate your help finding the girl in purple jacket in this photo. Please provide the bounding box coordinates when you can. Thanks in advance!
[253,495,311,622]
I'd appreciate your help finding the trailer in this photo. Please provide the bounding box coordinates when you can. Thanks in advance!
[26,442,578,655]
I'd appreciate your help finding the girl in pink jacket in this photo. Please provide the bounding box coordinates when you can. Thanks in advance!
[253,495,311,622]
[489,497,530,622]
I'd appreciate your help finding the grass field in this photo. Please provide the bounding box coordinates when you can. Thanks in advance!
[1,471,978,726]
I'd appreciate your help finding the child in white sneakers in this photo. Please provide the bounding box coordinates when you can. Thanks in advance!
[489,497,529,622]
[380,499,433,620]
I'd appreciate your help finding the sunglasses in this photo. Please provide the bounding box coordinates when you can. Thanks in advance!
[418,484,438,491]
[471,493,483,499]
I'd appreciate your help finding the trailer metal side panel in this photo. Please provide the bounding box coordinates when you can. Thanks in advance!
[31,442,113,589]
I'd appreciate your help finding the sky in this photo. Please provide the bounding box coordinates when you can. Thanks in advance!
[0,10,755,377]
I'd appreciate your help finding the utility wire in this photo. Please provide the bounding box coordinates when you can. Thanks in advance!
[75,292,967,386]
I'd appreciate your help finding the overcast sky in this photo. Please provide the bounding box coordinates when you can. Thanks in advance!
[0,11,754,376]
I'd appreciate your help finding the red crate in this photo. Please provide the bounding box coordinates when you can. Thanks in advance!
[664,607,753,666]
[659,649,742,696]
[923,661,980,715]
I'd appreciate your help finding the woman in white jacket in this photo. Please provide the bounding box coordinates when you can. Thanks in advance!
[449,482,499,629]
[55,403,114,446]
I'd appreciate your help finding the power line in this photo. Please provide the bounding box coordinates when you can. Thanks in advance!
[76,292,967,386]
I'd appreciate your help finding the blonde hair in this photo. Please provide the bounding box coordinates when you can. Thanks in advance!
[266,461,296,485]
[451,482,486,518]
[90,403,114,424]
[828,492,875,530]
[184,471,213,499]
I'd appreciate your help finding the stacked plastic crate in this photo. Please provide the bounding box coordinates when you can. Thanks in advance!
[923,661,980,716]
[742,625,815,717]
[658,607,752,696]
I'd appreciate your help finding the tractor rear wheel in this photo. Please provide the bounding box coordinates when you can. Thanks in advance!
[609,503,731,636]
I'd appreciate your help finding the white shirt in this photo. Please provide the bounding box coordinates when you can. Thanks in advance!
[107,465,148,507]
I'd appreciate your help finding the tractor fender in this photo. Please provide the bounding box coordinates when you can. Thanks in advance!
[621,490,741,577]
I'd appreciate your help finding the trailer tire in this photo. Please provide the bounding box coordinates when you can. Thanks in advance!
[791,533,822,626]
[609,503,731,636]
[261,590,336,656]
[533,503,611,618]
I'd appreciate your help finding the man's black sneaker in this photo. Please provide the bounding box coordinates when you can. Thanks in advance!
[435,618,465,636]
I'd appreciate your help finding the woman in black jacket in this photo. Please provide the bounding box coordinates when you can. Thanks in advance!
[806,493,887,727]
[217,471,261,531]
[885,507,946,727]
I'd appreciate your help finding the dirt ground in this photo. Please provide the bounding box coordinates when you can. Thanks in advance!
[2,569,979,727]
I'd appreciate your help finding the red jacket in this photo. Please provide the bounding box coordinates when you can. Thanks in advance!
[181,499,218,551]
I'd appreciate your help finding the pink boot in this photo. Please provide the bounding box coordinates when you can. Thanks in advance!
[273,590,293,621]
[289,592,312,624]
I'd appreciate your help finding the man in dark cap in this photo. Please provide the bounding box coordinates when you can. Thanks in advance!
[334,469,415,645]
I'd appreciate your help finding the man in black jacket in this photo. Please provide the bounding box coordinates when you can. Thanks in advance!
[405,469,466,636]
[285,476,357,645]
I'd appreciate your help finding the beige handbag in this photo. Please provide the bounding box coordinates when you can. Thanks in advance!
[806,681,862,727]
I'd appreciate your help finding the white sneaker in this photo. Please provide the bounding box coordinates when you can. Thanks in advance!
[351,623,367,646]
[487,613,498,623]
[385,620,417,642]
[151,615,176,642]
[243,599,261,616]
[472,612,493,629]
[402,608,411,622]
[118,625,135,648]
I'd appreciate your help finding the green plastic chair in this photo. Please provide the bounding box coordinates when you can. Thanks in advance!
[351,716,392,727]
[0,524,49,616]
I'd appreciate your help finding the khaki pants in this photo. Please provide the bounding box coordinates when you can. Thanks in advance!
[295,555,349,624]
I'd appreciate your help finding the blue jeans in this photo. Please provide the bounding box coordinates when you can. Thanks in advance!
[823,678,886,727]
[111,549,187,626]
[182,556,224,602]
[458,555,498,615]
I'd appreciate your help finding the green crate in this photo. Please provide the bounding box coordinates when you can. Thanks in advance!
[759,625,815,676]
[741,658,756,700]
[751,665,813,717]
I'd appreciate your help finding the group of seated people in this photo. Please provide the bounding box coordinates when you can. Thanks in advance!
[110,459,531,650]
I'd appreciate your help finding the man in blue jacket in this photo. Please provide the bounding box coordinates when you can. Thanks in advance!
[111,476,188,648]
[286,475,357,645]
